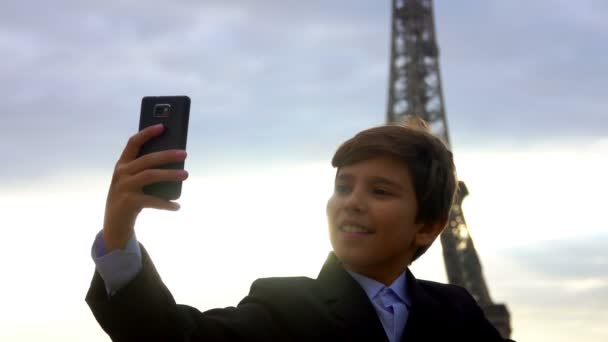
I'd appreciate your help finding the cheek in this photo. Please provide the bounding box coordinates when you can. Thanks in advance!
[375,203,417,228]
[326,195,337,220]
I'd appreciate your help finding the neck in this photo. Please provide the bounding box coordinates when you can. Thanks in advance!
[343,262,408,286]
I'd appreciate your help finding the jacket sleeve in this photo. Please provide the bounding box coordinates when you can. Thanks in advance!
[450,285,514,342]
[85,244,281,342]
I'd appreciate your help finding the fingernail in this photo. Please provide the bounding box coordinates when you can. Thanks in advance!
[176,150,187,158]
[152,123,164,131]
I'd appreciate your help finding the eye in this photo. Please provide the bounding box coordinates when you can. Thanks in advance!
[334,183,351,194]
[372,188,392,196]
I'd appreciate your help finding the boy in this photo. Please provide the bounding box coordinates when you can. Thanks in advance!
[87,122,510,341]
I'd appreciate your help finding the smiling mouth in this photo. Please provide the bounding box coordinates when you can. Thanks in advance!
[339,224,373,234]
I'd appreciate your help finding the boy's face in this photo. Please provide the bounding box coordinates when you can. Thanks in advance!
[326,155,428,283]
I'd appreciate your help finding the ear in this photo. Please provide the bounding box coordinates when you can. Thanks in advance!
[414,217,448,248]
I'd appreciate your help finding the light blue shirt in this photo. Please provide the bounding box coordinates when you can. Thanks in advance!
[348,270,411,342]
[91,230,143,296]
[91,232,410,340]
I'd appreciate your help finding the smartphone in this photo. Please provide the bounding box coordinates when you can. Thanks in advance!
[138,96,190,200]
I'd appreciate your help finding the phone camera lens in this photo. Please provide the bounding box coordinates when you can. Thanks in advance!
[153,104,171,118]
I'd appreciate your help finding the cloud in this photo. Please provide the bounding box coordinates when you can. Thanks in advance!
[481,233,608,340]
[490,233,608,318]
[435,0,608,144]
[1,0,606,183]
[1,0,390,180]
[508,234,608,280]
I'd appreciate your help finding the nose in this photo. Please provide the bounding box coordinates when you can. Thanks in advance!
[343,187,367,213]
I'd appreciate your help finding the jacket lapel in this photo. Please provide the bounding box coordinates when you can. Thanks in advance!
[316,252,388,341]
[401,269,451,341]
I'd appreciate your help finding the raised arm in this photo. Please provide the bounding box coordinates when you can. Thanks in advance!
[102,123,188,252]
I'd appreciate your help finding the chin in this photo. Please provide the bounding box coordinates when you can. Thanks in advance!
[329,231,381,268]
[332,245,376,268]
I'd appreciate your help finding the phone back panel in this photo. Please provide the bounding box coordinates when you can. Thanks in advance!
[138,96,190,200]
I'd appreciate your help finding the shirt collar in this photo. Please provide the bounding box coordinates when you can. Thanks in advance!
[347,269,411,307]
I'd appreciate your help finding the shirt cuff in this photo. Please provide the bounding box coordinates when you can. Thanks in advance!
[91,230,143,296]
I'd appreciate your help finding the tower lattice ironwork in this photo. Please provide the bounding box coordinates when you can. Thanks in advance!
[386,0,511,337]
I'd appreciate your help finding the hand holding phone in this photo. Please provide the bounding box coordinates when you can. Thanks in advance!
[101,96,191,251]
[103,124,189,251]
[138,96,191,200]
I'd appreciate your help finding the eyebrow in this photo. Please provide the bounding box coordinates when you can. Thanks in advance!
[335,173,405,191]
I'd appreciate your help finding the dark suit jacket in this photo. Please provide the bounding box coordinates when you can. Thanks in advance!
[87,246,509,341]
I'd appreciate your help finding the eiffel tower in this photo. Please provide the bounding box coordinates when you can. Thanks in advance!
[386,0,511,337]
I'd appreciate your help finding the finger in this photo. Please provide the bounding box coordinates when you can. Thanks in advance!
[124,168,189,190]
[125,149,187,175]
[118,124,165,163]
[134,193,181,211]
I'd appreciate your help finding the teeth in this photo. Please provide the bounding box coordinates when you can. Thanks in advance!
[341,224,369,233]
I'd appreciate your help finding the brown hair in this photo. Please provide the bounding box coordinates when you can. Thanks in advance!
[331,120,457,261]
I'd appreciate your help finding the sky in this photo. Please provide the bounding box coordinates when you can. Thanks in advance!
[0,0,607,341]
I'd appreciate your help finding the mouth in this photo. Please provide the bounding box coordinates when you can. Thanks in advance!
[339,223,373,234]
